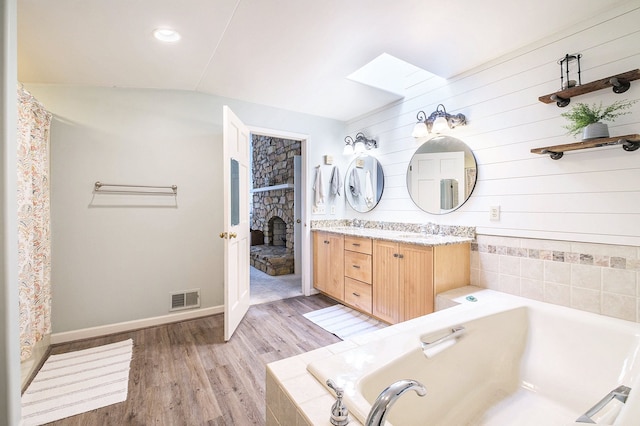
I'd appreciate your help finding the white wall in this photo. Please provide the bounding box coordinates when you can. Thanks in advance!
[25,85,344,333]
[341,3,640,247]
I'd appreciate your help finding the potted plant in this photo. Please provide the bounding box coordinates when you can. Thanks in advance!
[561,99,636,140]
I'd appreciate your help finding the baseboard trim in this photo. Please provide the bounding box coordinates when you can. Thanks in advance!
[51,305,224,344]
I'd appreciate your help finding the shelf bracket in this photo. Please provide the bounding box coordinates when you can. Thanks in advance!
[621,139,640,152]
[541,149,564,160]
[610,77,631,94]
[549,94,570,108]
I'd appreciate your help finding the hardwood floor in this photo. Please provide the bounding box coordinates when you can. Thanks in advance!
[43,295,341,425]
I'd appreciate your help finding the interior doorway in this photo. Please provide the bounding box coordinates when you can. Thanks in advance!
[248,128,309,305]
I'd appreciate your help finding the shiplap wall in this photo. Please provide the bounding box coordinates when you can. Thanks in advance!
[343,3,640,247]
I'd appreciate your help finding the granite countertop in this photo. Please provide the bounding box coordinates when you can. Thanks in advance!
[311,226,473,247]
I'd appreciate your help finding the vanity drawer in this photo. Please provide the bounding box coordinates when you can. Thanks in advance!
[345,277,372,314]
[344,236,372,255]
[344,250,372,283]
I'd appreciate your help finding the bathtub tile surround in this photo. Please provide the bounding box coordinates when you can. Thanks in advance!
[311,219,476,239]
[471,235,640,322]
[267,342,364,426]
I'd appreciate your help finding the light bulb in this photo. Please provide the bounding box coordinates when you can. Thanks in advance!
[432,116,449,133]
[411,122,429,138]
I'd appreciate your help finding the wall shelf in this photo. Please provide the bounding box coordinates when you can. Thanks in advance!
[538,69,640,107]
[531,134,640,160]
[251,183,294,193]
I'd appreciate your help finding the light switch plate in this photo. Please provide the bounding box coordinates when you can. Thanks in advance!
[489,206,500,221]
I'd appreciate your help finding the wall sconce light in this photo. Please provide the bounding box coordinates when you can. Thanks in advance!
[343,132,377,155]
[411,104,467,138]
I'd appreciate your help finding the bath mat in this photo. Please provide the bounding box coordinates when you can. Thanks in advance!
[21,339,133,426]
[303,304,387,340]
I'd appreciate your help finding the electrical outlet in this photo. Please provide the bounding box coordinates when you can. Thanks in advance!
[489,206,500,221]
[330,205,336,215]
[312,205,326,214]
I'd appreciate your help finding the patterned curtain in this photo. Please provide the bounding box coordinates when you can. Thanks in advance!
[17,86,52,361]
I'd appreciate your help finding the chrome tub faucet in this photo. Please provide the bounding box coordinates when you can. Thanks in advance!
[365,379,427,426]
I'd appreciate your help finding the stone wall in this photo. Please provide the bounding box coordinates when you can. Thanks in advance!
[251,135,300,251]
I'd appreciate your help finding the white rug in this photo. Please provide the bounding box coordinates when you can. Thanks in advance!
[21,339,133,426]
[303,305,387,340]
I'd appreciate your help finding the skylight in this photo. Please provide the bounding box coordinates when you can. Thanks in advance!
[347,53,435,97]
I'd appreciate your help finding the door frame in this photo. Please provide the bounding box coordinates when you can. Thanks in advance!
[248,126,312,296]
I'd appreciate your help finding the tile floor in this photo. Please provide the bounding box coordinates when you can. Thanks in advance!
[250,266,303,305]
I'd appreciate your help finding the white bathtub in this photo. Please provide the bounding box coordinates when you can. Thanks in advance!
[307,289,640,425]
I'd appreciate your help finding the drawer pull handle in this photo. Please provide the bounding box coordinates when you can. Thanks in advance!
[398,254,404,259]
[393,253,398,257]
[324,240,330,244]
[352,265,360,269]
[352,292,360,297]
[352,243,361,246]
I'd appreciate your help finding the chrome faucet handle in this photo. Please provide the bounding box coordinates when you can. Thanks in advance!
[326,379,350,426]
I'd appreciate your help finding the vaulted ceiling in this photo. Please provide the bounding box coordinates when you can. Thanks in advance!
[18,0,629,121]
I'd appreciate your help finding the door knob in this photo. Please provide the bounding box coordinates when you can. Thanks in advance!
[219,232,228,239]
[229,232,237,238]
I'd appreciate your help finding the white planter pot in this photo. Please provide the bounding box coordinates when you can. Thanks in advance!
[582,122,609,140]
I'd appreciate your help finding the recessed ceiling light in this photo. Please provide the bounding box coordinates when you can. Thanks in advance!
[153,28,181,43]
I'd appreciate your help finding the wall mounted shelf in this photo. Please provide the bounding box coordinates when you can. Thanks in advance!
[251,183,294,193]
[531,134,640,160]
[538,69,640,107]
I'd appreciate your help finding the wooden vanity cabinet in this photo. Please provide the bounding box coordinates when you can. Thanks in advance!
[373,240,470,324]
[312,231,344,300]
[313,230,470,324]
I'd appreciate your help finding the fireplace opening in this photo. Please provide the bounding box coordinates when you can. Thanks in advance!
[268,216,286,246]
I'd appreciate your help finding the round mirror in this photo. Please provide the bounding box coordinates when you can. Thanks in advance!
[345,154,384,213]
[406,136,477,214]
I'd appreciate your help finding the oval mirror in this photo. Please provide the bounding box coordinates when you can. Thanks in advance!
[345,155,384,213]
[406,136,477,214]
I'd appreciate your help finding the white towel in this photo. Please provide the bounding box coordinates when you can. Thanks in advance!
[313,167,324,207]
[329,166,342,196]
[364,170,374,207]
[349,168,361,197]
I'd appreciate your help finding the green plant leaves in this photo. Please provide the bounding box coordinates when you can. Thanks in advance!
[560,99,636,136]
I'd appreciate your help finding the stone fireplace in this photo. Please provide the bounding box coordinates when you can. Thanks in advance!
[250,135,300,276]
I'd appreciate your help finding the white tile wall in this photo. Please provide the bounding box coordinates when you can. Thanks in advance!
[471,235,640,322]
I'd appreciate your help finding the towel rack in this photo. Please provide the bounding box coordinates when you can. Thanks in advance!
[94,181,178,195]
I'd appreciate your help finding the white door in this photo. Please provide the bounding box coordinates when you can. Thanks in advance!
[222,106,251,341]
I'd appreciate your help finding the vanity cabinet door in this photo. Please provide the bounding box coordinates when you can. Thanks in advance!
[372,240,401,324]
[401,243,434,321]
[373,240,435,324]
[313,231,344,300]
